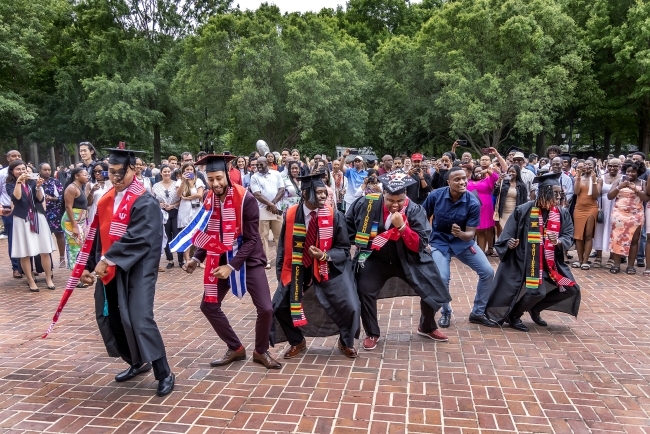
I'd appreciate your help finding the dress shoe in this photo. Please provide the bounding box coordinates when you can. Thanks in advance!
[115,362,152,382]
[468,313,499,328]
[337,341,358,358]
[156,373,175,396]
[508,316,529,332]
[529,310,547,327]
[210,346,246,367]
[283,339,306,359]
[253,351,282,369]
[417,328,448,342]
[438,313,451,328]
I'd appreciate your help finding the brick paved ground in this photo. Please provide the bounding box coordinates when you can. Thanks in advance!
[1,240,649,433]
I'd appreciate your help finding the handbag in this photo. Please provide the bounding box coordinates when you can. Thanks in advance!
[493,179,503,221]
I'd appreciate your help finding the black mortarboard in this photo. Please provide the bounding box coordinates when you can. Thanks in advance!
[195,153,236,174]
[104,148,145,165]
[378,169,417,194]
[560,153,572,161]
[507,146,526,155]
[297,172,326,205]
[532,171,561,187]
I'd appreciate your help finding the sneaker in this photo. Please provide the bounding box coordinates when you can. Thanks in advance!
[637,259,645,268]
[265,262,272,270]
[166,261,174,269]
[417,328,449,342]
[0,234,7,239]
[362,336,379,351]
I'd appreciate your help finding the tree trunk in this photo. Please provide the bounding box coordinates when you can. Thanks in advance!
[535,131,546,155]
[153,124,161,165]
[603,126,612,157]
[638,98,650,155]
[526,132,534,153]
[614,137,622,156]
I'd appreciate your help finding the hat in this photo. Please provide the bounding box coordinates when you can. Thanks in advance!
[512,152,526,160]
[507,146,526,155]
[532,171,561,187]
[411,153,423,162]
[560,153,572,161]
[195,153,237,174]
[353,155,364,162]
[297,172,327,205]
[378,169,417,194]
[104,147,145,166]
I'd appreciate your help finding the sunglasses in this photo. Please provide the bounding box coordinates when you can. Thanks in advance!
[165,190,169,198]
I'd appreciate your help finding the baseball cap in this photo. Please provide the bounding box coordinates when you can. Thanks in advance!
[411,153,423,161]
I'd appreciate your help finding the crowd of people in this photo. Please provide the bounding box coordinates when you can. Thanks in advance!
[1,138,645,395]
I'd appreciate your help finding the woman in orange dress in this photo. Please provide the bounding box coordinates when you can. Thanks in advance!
[572,159,602,269]
[608,160,649,274]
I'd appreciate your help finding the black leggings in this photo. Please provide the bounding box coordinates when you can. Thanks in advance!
[163,211,182,263]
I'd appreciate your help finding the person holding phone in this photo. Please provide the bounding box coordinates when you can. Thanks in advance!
[339,149,368,212]
[62,167,89,272]
[405,153,432,205]
[175,162,205,268]
[39,162,66,267]
[422,166,498,329]
[86,162,112,224]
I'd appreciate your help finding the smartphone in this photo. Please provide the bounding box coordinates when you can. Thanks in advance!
[349,149,359,155]
[101,171,109,178]
[457,140,468,147]
[30,173,39,180]
[186,173,194,179]
[504,174,511,181]
[481,148,491,155]
[621,175,627,182]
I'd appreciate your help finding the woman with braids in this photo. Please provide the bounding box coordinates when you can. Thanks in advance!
[62,167,89,271]
[607,159,648,274]
[486,172,580,332]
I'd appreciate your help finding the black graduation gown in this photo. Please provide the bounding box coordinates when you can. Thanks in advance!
[346,196,451,310]
[485,201,581,323]
[270,206,360,348]
[86,192,167,365]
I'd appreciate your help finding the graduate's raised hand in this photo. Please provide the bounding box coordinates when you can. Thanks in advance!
[507,238,519,249]
[391,211,405,229]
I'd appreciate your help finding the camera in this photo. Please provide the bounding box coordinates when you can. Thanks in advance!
[457,140,468,147]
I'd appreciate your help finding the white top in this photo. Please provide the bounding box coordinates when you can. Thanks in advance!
[175,179,205,228]
[114,190,124,214]
[0,167,9,207]
[250,170,284,220]
[88,181,112,223]
[135,175,152,192]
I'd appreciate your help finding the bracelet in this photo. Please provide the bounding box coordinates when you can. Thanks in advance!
[398,223,407,232]
[320,252,327,261]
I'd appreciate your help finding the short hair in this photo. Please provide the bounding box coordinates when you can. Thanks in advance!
[633,151,646,161]
[545,145,562,158]
[445,166,465,182]
[89,161,108,183]
[197,151,207,159]
[621,159,646,176]
[282,148,291,153]
[168,156,178,162]
[181,152,192,159]
[529,153,538,160]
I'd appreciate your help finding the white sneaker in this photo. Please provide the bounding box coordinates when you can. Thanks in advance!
[0,234,7,239]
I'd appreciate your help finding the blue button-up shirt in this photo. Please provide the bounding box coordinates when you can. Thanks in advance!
[343,168,368,202]
[421,187,481,255]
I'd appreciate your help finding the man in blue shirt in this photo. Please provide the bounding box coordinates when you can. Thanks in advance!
[421,166,497,329]
[339,149,368,212]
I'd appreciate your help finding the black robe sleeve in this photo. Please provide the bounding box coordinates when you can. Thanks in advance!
[104,195,162,272]
[275,212,287,281]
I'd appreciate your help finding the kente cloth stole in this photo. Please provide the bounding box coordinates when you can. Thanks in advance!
[354,193,381,265]
[191,188,242,303]
[43,180,145,338]
[526,206,575,293]
[370,198,410,251]
[282,205,334,327]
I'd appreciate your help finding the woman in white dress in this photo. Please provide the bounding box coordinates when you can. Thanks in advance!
[176,162,205,268]
[277,161,302,213]
[85,162,112,224]
[6,160,54,292]
[593,158,621,268]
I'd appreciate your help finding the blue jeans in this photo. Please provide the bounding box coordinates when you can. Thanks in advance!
[637,226,646,260]
[2,215,20,271]
[431,242,495,316]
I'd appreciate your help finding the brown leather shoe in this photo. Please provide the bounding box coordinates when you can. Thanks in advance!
[13,270,22,279]
[209,346,246,367]
[253,350,282,369]
[337,341,358,358]
[283,339,306,359]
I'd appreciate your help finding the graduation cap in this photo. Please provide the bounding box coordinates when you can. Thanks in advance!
[103,147,145,166]
[195,153,237,174]
[378,169,417,194]
[297,172,327,206]
[560,153,572,162]
[532,171,561,188]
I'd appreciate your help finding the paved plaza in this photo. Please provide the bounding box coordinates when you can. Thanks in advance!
[0,241,649,434]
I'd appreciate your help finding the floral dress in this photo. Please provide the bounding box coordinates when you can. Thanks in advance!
[42,177,64,234]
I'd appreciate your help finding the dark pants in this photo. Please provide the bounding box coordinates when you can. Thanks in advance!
[104,280,171,380]
[3,215,21,272]
[274,288,306,346]
[510,278,579,319]
[200,264,273,354]
[357,257,437,338]
[163,212,182,263]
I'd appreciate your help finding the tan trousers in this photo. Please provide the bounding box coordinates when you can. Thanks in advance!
[259,217,282,263]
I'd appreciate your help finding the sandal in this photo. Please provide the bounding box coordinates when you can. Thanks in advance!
[610,266,621,274]
[605,259,614,269]
[571,261,581,268]
[581,263,590,270]
[59,259,66,268]
[626,267,636,275]
[593,258,602,268]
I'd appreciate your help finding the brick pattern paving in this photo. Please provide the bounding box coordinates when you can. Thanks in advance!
[1,241,649,433]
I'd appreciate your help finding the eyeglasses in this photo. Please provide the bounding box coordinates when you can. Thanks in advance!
[108,169,126,180]
[93,169,103,173]
[183,159,193,163]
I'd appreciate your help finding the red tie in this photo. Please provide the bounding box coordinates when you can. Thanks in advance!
[303,211,318,267]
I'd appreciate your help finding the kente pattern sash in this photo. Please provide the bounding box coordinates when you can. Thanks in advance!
[526,206,575,293]
[43,180,145,338]
[282,205,334,327]
[354,193,381,265]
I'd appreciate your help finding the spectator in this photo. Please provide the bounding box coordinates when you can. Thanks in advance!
[393,157,403,170]
[266,152,279,171]
[250,156,285,268]
[354,168,383,198]
[405,153,432,205]
[39,163,66,268]
[152,164,182,269]
[527,153,538,174]
[86,162,112,225]
[493,164,528,236]
[377,155,393,175]
[339,149,368,211]
[78,141,97,172]
[234,156,248,186]
[331,159,347,213]
[572,159,602,269]
[277,160,302,213]
[6,160,55,291]
[467,163,500,256]
[62,167,89,273]
[512,151,536,200]
[593,158,621,268]
[134,157,152,192]
[176,162,205,268]
[431,153,454,189]
[0,150,23,277]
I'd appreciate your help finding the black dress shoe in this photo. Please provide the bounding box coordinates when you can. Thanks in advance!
[508,317,529,332]
[468,313,498,328]
[529,310,547,327]
[438,313,451,328]
[115,362,152,382]
[156,373,175,396]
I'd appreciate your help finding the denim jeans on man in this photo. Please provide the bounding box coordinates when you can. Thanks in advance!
[431,244,494,315]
